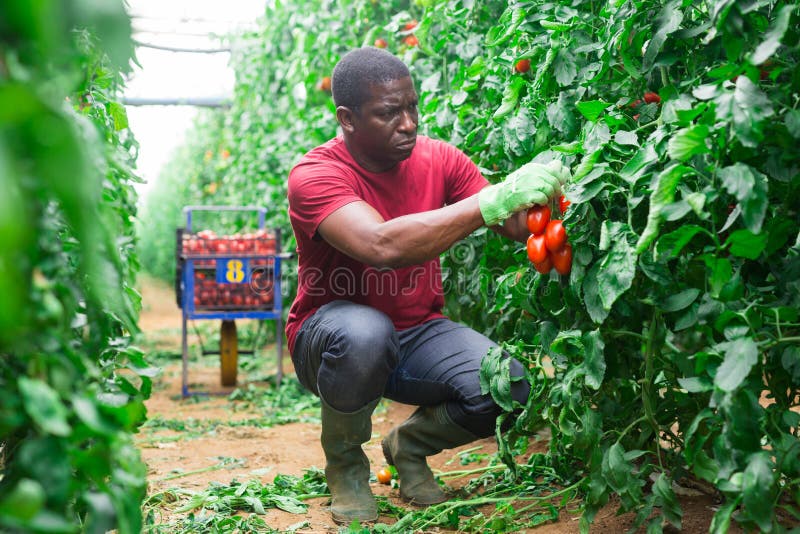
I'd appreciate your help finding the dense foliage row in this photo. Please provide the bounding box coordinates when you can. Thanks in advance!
[0,2,152,532]
[139,0,799,531]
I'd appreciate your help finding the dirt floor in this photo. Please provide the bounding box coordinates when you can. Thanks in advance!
[134,274,738,533]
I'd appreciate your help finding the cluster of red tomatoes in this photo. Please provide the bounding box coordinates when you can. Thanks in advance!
[374,19,418,49]
[526,195,573,275]
[193,270,274,310]
[182,229,277,257]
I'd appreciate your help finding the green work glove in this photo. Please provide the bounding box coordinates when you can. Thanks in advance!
[477,160,571,226]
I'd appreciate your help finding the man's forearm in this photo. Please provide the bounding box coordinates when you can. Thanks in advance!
[368,196,485,268]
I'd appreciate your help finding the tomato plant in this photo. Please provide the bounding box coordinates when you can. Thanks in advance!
[1,2,150,532]
[526,205,550,234]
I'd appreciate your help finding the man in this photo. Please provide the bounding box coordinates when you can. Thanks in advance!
[286,47,569,524]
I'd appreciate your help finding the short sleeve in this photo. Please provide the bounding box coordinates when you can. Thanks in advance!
[287,162,363,240]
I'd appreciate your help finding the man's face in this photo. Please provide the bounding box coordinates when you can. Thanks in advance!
[346,76,419,172]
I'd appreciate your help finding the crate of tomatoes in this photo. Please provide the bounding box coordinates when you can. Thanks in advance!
[177,228,278,311]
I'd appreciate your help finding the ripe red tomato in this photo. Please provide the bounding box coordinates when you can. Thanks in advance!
[551,243,573,275]
[643,91,661,104]
[403,35,419,47]
[533,255,553,274]
[319,76,332,92]
[377,467,392,484]
[514,59,531,73]
[559,195,570,214]
[544,220,567,252]
[526,234,548,264]
[526,205,551,235]
[374,38,387,49]
[404,20,418,31]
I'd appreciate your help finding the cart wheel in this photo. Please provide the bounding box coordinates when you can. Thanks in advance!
[220,319,238,387]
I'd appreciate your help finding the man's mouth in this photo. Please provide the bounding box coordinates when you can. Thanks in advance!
[396,137,416,150]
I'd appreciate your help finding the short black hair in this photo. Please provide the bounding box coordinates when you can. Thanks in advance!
[331,47,411,111]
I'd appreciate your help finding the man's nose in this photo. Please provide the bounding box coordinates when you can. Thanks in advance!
[398,110,417,132]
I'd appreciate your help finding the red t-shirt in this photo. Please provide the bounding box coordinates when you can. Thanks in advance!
[285,135,488,354]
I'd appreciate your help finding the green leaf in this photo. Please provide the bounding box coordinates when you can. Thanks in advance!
[493,76,526,120]
[642,1,683,71]
[714,338,758,391]
[0,478,45,521]
[710,498,739,534]
[602,443,632,493]
[636,164,692,253]
[703,256,733,298]
[585,223,637,322]
[714,77,774,147]
[718,163,768,234]
[655,225,707,260]
[747,4,797,66]
[619,144,658,185]
[480,346,514,411]
[108,101,128,130]
[667,124,709,161]
[582,330,606,390]
[554,48,578,86]
[652,473,683,529]
[614,130,639,146]
[18,378,71,436]
[485,7,526,47]
[725,229,767,260]
[575,100,609,122]
[658,288,700,312]
[742,452,775,531]
[786,109,800,139]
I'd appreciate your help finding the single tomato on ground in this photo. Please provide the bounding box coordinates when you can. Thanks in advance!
[377,467,392,484]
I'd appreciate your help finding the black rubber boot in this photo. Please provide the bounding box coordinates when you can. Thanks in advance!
[320,397,380,524]
[382,404,478,505]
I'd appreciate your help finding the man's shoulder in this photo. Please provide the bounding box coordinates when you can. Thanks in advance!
[290,138,353,181]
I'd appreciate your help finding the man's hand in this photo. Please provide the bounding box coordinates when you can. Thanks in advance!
[477,160,570,226]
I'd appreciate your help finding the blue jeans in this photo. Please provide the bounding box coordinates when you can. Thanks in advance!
[291,300,530,437]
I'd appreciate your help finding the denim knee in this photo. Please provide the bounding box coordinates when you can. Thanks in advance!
[314,303,399,411]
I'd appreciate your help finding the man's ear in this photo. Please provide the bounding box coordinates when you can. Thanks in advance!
[336,106,356,134]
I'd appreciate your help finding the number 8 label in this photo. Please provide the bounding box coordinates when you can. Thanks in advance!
[216,258,249,284]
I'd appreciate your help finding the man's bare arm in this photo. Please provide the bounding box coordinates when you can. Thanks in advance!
[317,197,485,269]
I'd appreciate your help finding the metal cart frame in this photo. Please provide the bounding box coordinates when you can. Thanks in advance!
[177,205,292,397]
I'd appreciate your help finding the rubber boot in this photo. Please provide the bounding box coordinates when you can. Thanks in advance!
[381,404,478,505]
[320,397,380,524]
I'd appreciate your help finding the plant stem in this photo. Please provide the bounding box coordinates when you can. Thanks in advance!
[157,462,236,482]
[435,464,506,480]
[390,481,582,532]
[643,311,663,469]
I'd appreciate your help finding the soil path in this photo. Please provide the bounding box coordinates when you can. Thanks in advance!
[135,274,728,533]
